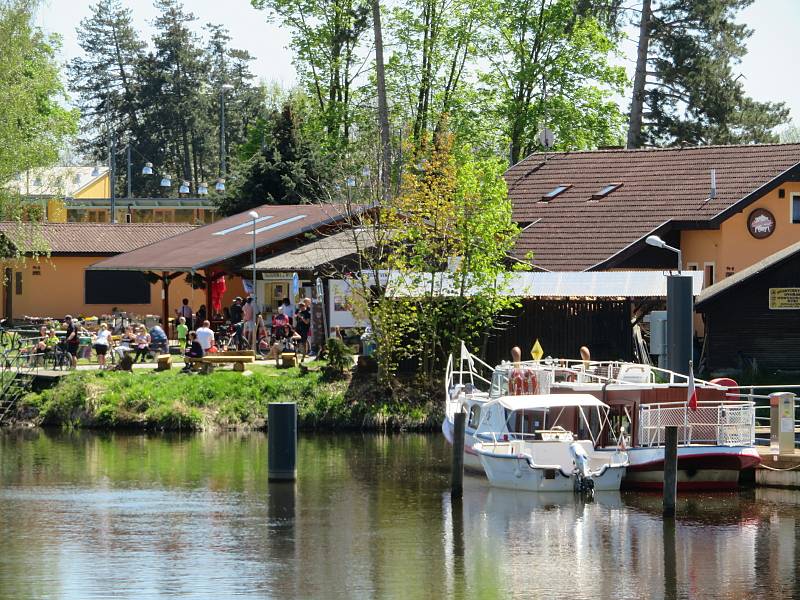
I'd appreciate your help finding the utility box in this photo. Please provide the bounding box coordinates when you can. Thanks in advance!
[770,392,796,455]
[644,311,668,368]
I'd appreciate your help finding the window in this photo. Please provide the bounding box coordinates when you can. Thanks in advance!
[85,270,151,304]
[468,404,481,429]
[792,194,800,224]
[591,183,622,200]
[15,272,22,295]
[686,263,698,271]
[541,185,570,201]
[703,262,715,287]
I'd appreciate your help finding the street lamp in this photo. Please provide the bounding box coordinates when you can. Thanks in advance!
[646,235,682,273]
[160,175,172,188]
[179,180,190,195]
[215,178,225,193]
[248,209,259,353]
[197,182,209,196]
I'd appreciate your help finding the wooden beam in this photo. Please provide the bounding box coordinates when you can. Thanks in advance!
[161,271,170,338]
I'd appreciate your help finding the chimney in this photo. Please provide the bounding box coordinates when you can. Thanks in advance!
[709,169,717,200]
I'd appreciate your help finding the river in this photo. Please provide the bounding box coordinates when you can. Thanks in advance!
[1,430,798,599]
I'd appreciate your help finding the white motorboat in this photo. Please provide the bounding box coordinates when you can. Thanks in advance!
[444,343,761,490]
[472,393,628,492]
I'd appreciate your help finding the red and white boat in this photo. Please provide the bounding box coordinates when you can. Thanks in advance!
[444,344,760,490]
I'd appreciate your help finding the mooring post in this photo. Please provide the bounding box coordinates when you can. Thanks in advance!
[663,425,678,517]
[451,411,466,499]
[268,402,297,481]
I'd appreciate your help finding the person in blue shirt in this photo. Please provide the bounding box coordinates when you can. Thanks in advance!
[149,321,169,354]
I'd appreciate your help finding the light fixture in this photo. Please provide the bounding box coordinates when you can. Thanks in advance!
[197,182,208,195]
[91,165,101,177]
[160,175,171,188]
[248,210,259,219]
[361,166,371,178]
[179,180,190,194]
[645,234,681,272]
[142,162,154,176]
[221,83,234,91]
[346,176,356,187]
[215,178,226,192]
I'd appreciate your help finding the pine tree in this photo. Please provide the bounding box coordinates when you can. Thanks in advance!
[624,0,789,148]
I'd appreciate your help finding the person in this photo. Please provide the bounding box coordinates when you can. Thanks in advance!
[282,297,295,324]
[92,322,112,369]
[242,297,254,340]
[195,320,215,352]
[176,316,189,350]
[149,320,168,354]
[295,299,311,357]
[176,298,193,326]
[229,297,243,325]
[64,315,79,369]
[115,325,136,361]
[195,304,207,328]
[255,314,269,355]
[181,331,205,373]
[133,325,151,363]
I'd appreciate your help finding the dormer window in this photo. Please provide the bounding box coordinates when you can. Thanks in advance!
[73,174,82,184]
[591,183,622,200]
[542,185,570,202]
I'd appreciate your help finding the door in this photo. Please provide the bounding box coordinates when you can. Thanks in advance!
[3,267,12,320]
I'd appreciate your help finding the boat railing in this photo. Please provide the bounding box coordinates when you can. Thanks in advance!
[638,400,756,447]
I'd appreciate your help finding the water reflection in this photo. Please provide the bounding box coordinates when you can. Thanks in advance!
[1,429,799,599]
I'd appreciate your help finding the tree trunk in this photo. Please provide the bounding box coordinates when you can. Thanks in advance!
[372,0,391,201]
[627,0,651,149]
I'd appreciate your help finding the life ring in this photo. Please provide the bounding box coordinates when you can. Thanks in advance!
[510,369,525,395]
[523,369,538,394]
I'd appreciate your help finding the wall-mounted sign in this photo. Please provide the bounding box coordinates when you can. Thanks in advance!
[748,208,775,239]
[769,288,800,309]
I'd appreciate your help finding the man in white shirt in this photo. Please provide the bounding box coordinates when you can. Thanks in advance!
[195,320,215,351]
[282,297,295,323]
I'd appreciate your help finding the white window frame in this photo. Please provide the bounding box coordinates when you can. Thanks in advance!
[790,193,800,224]
[686,262,699,271]
[703,262,716,287]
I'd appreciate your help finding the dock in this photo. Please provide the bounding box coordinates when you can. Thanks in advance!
[755,446,800,489]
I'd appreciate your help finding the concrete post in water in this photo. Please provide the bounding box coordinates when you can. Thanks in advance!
[451,411,466,499]
[268,402,297,481]
[770,392,796,455]
[666,275,694,376]
[663,425,678,517]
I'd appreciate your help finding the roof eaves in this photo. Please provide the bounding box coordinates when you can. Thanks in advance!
[708,162,800,226]
[586,220,674,271]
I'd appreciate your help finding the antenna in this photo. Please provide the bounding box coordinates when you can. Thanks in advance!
[709,169,717,200]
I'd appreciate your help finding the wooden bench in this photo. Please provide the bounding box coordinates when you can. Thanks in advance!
[156,354,172,371]
[184,353,255,373]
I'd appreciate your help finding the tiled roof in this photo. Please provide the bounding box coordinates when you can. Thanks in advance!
[0,222,196,255]
[505,144,800,271]
[247,229,375,272]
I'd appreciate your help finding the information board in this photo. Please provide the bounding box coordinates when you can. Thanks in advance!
[769,288,800,310]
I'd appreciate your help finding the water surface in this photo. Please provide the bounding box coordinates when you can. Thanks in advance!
[1,430,798,599]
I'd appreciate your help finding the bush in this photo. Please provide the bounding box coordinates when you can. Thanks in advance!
[322,338,352,380]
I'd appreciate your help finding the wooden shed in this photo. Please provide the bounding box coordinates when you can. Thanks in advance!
[696,241,800,373]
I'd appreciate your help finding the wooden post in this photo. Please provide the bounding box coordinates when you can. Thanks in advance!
[204,270,213,323]
[161,271,170,338]
[663,425,678,517]
[663,517,677,600]
[268,402,297,481]
[451,411,466,499]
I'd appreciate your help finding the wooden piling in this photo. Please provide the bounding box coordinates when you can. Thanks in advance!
[663,425,678,517]
[268,402,297,481]
[451,411,466,499]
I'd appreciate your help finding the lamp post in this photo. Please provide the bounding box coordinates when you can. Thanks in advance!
[249,209,259,353]
[646,234,692,376]
[217,84,234,193]
[107,139,168,223]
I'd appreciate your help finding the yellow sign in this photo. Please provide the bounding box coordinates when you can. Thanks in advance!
[769,288,800,310]
[531,339,544,361]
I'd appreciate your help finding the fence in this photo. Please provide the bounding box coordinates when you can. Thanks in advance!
[638,401,755,448]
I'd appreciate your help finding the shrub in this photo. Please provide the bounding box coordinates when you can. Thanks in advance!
[322,338,352,380]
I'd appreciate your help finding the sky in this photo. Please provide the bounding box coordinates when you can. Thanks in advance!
[35,0,800,128]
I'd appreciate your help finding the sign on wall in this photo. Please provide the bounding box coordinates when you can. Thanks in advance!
[769,288,800,309]
[748,208,776,239]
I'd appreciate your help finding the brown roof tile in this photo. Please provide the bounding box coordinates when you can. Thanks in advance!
[505,144,800,271]
[0,222,196,255]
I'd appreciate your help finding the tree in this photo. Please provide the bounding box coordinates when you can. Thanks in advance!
[251,0,372,149]
[218,100,332,215]
[479,0,626,165]
[0,0,77,218]
[624,0,789,148]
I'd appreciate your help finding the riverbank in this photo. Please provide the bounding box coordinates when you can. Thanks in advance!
[12,366,443,432]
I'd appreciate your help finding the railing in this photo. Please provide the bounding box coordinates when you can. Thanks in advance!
[0,328,44,425]
[638,400,756,448]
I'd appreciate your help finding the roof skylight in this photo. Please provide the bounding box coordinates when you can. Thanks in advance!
[591,183,622,200]
[542,185,570,201]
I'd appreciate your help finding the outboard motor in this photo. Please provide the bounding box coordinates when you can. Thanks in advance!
[569,442,594,494]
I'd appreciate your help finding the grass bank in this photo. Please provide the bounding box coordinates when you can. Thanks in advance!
[17,365,443,432]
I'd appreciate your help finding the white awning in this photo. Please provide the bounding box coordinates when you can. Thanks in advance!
[494,393,608,411]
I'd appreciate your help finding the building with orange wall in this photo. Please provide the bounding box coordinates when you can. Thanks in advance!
[0,222,245,326]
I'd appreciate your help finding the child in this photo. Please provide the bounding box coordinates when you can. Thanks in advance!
[176,316,188,350]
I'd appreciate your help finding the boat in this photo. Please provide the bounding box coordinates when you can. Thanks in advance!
[444,343,761,490]
[472,393,628,492]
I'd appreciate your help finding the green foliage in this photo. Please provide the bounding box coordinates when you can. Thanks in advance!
[322,337,353,380]
[218,99,333,215]
[0,0,78,215]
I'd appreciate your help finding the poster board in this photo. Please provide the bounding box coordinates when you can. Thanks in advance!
[769,288,800,310]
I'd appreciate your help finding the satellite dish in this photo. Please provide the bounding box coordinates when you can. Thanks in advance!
[538,127,555,148]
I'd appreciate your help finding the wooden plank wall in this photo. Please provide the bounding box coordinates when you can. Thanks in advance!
[702,257,800,372]
[484,299,634,364]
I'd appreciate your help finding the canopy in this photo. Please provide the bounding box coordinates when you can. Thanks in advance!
[494,393,608,411]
